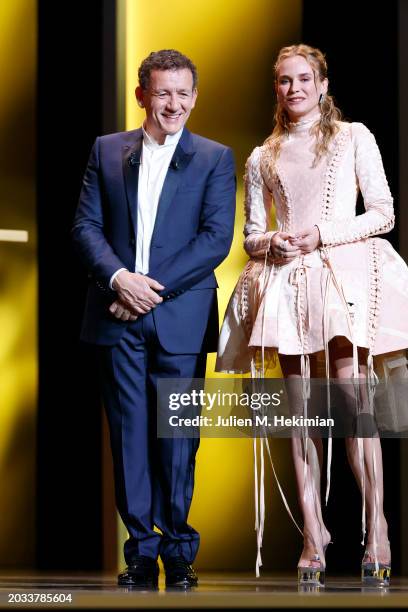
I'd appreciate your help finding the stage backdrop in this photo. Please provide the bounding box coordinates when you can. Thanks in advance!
[0,0,37,567]
[122,0,302,570]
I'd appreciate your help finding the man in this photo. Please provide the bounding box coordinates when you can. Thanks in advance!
[72,49,236,588]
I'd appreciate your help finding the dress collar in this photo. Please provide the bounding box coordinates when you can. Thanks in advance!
[288,113,321,133]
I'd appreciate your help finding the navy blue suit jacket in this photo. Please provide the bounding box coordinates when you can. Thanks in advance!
[72,127,236,353]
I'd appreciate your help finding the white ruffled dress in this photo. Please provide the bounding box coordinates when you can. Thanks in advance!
[216,117,408,575]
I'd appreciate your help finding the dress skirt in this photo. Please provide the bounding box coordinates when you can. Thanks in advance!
[216,237,408,374]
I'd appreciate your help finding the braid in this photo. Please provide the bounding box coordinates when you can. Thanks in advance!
[265,44,342,164]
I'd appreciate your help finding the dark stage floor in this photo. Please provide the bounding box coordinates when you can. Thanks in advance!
[1,571,408,609]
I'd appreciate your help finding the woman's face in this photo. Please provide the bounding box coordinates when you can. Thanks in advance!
[275,55,328,122]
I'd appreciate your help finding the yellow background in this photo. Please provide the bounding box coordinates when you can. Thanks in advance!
[124,0,301,569]
[0,0,37,566]
[0,0,302,571]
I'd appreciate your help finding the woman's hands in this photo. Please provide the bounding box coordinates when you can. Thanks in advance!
[270,232,301,262]
[270,226,321,262]
[291,226,321,253]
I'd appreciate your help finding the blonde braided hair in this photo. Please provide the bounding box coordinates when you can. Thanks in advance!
[265,44,342,164]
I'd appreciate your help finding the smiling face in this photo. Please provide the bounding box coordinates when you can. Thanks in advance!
[135,68,197,144]
[275,55,328,122]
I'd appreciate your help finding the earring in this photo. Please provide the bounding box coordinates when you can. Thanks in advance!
[319,93,325,104]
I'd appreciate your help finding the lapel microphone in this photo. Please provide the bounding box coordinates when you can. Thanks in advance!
[170,158,180,171]
[128,152,141,167]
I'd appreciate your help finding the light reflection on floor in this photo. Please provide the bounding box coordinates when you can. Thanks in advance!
[0,572,407,608]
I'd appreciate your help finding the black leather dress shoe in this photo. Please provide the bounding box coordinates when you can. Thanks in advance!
[164,556,198,588]
[118,555,159,587]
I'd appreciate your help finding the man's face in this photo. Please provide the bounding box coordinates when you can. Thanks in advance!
[136,69,197,143]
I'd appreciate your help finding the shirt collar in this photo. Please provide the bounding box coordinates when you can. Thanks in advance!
[142,124,184,150]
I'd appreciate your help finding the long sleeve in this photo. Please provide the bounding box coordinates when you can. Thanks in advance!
[72,138,127,288]
[316,123,394,247]
[243,147,277,258]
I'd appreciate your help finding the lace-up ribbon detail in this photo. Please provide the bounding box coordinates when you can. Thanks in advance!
[273,164,293,233]
[321,127,350,222]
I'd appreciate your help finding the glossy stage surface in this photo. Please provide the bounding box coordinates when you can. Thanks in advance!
[1,572,408,609]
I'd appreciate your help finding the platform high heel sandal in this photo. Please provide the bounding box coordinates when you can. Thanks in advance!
[298,553,326,587]
[361,549,391,587]
[297,541,330,588]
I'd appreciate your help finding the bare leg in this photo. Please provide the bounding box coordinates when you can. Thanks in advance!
[329,338,390,564]
[280,353,331,568]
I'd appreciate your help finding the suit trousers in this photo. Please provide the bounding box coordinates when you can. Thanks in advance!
[98,311,206,564]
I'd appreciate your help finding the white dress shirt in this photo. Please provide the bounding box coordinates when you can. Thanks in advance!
[110,125,183,288]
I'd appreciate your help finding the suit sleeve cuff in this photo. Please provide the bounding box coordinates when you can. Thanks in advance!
[109,268,128,290]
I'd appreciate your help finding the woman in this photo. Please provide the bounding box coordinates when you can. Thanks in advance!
[216,44,408,586]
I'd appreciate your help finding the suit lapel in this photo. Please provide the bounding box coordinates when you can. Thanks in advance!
[122,132,143,234]
[151,128,196,245]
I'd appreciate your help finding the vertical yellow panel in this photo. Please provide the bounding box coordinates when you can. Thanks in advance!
[124,0,301,569]
[0,1,37,565]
